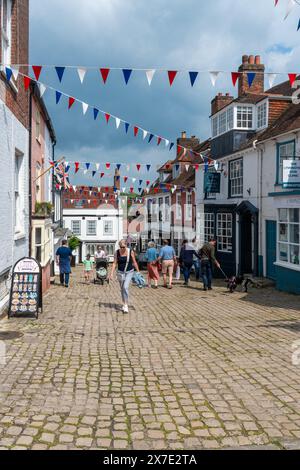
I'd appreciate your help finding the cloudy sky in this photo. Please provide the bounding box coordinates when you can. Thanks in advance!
[29,0,300,187]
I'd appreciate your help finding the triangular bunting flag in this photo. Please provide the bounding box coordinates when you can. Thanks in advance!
[92,171,96,177]
[284,0,296,20]
[100,172,104,178]
[268,73,277,88]
[146,69,156,86]
[93,108,99,120]
[146,165,151,172]
[82,102,88,115]
[168,70,177,86]
[106,163,111,169]
[142,130,148,140]
[169,142,174,151]
[209,71,219,87]
[231,72,240,86]
[85,163,90,170]
[288,73,297,87]
[23,76,31,90]
[116,164,121,170]
[148,134,154,143]
[298,18,300,31]
[56,91,62,104]
[105,113,111,123]
[134,126,139,137]
[189,71,198,87]
[38,83,46,98]
[136,164,141,171]
[32,65,42,81]
[122,69,132,85]
[68,97,75,109]
[115,117,121,129]
[124,176,128,183]
[157,137,162,146]
[125,122,130,133]
[55,66,65,82]
[75,162,80,173]
[95,163,100,170]
[12,67,19,81]
[247,72,256,88]
[165,139,169,147]
[100,68,110,84]
[77,67,87,83]
[5,67,12,82]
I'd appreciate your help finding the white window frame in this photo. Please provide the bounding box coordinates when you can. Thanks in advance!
[185,193,193,221]
[1,0,12,66]
[103,219,113,236]
[217,213,233,253]
[204,213,215,242]
[236,105,254,130]
[277,208,300,269]
[164,196,170,222]
[14,150,24,236]
[36,108,41,142]
[86,219,97,236]
[229,158,243,198]
[71,219,81,235]
[176,193,182,219]
[257,100,268,130]
[277,141,295,185]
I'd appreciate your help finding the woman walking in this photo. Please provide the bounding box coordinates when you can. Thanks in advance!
[110,239,140,313]
[158,239,177,289]
[145,241,159,288]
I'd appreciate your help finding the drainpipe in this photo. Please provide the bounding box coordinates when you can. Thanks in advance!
[28,87,33,257]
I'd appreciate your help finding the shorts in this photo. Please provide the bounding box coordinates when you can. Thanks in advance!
[162,260,174,275]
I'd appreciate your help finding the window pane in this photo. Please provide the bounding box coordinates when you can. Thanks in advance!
[35,227,42,245]
[290,224,299,244]
[290,209,299,223]
[290,245,300,265]
[279,209,288,222]
[279,223,288,242]
[279,243,288,262]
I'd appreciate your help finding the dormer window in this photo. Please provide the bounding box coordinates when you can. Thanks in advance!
[257,101,268,129]
[236,106,253,129]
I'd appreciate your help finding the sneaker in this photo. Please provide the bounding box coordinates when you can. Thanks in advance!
[203,287,207,291]
[123,305,129,314]
[65,284,69,288]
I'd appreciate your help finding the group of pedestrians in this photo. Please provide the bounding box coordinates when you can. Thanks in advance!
[55,237,220,314]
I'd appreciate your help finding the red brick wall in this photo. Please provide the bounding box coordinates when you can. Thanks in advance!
[31,96,46,213]
[0,0,29,129]
[42,262,51,293]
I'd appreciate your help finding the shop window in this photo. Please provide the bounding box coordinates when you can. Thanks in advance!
[204,213,215,242]
[277,141,295,184]
[217,213,232,253]
[278,208,300,266]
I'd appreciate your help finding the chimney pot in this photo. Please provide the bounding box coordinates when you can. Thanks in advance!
[249,55,254,65]
[242,55,249,64]
[226,93,230,96]
[181,131,186,138]
[218,92,222,96]
[255,55,261,65]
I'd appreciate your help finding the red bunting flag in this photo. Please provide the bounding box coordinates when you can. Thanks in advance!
[105,187,109,192]
[288,73,297,87]
[177,145,182,155]
[105,113,111,123]
[100,172,104,178]
[124,176,128,183]
[168,70,177,86]
[275,0,279,5]
[154,187,159,193]
[134,126,139,137]
[75,162,80,173]
[106,163,111,169]
[68,97,75,109]
[166,163,171,169]
[32,65,42,81]
[23,76,31,90]
[130,187,134,193]
[136,164,141,171]
[157,137,162,146]
[195,164,199,171]
[231,72,240,86]
[146,180,150,186]
[100,68,110,84]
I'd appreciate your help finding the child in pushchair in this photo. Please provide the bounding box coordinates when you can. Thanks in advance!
[94,259,109,285]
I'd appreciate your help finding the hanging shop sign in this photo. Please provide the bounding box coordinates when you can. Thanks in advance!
[204,172,221,193]
[8,257,42,319]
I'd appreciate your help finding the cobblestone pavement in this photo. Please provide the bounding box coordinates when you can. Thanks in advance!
[0,267,300,450]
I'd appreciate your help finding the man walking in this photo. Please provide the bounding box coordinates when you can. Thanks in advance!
[199,238,220,291]
[158,239,177,289]
[56,239,73,288]
[179,239,201,286]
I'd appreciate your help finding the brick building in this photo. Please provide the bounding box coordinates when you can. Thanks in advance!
[0,0,30,309]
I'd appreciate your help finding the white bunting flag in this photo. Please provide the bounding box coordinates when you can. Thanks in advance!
[11,67,19,81]
[146,69,156,86]
[105,199,108,204]
[122,187,126,192]
[145,188,150,194]
[38,83,46,98]
[214,161,219,171]
[268,73,277,88]
[165,139,169,147]
[98,187,101,192]
[142,130,148,140]
[115,117,121,129]
[132,178,136,183]
[183,148,187,156]
[171,188,175,194]
[73,185,77,192]
[95,163,100,170]
[173,185,177,190]
[89,191,92,196]
[185,164,189,172]
[209,71,220,87]
[71,199,74,204]
[88,200,91,204]
[84,169,88,174]
[103,193,106,198]
[82,102,88,115]
[284,0,296,20]
[77,67,87,83]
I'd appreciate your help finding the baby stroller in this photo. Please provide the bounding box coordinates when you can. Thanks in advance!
[94,259,109,285]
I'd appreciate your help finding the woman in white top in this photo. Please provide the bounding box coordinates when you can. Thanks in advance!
[94,245,106,260]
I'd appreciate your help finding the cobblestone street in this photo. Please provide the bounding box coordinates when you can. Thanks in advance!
[0,267,300,450]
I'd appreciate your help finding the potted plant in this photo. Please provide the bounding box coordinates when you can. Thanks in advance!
[35,201,53,217]
[68,236,81,267]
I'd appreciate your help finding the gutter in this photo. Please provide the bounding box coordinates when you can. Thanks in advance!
[28,87,33,257]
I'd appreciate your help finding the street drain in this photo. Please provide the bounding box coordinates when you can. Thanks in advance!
[0,331,23,340]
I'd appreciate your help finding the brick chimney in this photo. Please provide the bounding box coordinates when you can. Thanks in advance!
[114,168,120,190]
[177,131,200,152]
[211,92,234,116]
[238,54,265,97]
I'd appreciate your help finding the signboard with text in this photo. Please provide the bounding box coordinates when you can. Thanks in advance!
[283,160,300,188]
[8,257,42,319]
[204,172,221,193]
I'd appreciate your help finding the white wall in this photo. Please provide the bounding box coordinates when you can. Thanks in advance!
[0,99,29,303]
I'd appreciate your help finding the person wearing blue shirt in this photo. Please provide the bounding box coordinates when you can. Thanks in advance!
[56,239,73,287]
[158,239,176,289]
[179,239,201,286]
[145,241,159,288]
